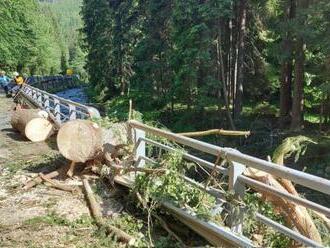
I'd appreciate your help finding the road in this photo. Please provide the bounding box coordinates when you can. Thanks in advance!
[0,92,116,247]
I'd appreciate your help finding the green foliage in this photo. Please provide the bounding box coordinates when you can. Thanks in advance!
[25,212,93,228]
[135,152,216,220]
[272,135,316,163]
[40,0,86,78]
[244,193,290,248]
[0,0,62,73]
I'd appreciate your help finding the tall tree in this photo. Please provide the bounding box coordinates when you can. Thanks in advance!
[279,0,295,128]
[233,0,247,118]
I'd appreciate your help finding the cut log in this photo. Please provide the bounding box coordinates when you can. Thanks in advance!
[11,109,54,142]
[57,120,103,163]
[57,120,130,163]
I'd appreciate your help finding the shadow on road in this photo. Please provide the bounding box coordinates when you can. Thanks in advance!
[1,128,28,142]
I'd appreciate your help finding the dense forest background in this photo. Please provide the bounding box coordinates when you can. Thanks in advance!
[0,0,84,76]
[81,0,330,134]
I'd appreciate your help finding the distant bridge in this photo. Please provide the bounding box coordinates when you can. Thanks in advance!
[15,77,330,247]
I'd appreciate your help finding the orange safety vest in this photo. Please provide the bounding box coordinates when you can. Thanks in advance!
[14,76,24,85]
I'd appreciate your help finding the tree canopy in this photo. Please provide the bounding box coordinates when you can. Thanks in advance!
[0,0,84,76]
[81,0,330,131]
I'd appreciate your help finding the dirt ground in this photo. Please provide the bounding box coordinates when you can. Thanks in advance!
[0,93,127,248]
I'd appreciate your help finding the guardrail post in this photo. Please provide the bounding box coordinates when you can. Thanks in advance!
[69,104,77,120]
[228,161,246,234]
[130,126,145,168]
[32,89,37,100]
[54,99,61,124]
[44,95,50,112]
[37,92,42,105]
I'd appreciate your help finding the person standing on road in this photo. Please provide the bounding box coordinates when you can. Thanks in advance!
[0,70,11,95]
[8,72,25,96]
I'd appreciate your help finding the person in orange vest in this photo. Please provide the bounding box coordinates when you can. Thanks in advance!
[8,72,25,96]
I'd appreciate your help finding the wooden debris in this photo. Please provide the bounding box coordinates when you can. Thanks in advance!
[23,170,60,190]
[178,129,250,137]
[39,173,76,193]
[244,168,322,244]
[82,177,135,245]
[67,161,77,177]
[107,162,166,175]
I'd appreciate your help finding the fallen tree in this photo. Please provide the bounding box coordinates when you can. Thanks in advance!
[244,136,323,244]
[11,108,54,142]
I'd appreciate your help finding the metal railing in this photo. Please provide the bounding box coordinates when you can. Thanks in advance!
[18,84,100,126]
[127,120,330,248]
[28,75,78,92]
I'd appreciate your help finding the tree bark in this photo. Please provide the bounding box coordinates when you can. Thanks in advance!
[291,0,306,130]
[217,20,236,130]
[244,168,322,244]
[233,0,247,119]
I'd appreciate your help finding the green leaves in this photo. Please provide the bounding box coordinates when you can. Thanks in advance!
[134,152,216,220]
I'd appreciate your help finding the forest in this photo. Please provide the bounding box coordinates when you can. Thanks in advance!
[0,0,84,76]
[81,0,330,134]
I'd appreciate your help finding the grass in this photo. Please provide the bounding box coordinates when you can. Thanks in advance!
[24,212,94,229]
[3,152,64,174]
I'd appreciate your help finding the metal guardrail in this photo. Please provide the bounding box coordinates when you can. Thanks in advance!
[127,120,330,248]
[28,75,78,92]
[18,84,100,126]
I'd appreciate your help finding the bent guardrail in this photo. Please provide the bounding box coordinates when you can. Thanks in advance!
[127,120,330,248]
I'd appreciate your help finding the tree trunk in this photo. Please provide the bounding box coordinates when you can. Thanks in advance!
[279,0,295,128]
[11,109,54,142]
[57,120,103,163]
[244,168,322,244]
[279,60,293,128]
[233,0,247,119]
[57,120,129,163]
[217,20,236,130]
[291,38,305,130]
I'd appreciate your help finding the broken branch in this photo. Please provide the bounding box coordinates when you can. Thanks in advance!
[178,129,250,137]
[23,170,60,190]
[39,173,76,193]
[82,177,135,245]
